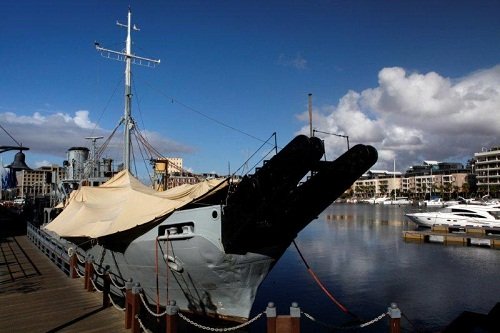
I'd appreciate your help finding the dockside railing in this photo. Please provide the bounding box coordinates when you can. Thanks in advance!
[27,222,404,333]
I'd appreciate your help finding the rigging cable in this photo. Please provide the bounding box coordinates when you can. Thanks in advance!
[140,78,276,147]
[0,123,22,146]
[89,74,123,138]
[292,240,360,320]
[132,130,155,184]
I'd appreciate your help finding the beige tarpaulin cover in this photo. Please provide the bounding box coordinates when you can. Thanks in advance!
[44,170,227,238]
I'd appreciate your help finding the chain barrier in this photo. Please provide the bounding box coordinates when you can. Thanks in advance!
[302,310,388,330]
[139,293,169,318]
[109,275,127,290]
[90,276,103,293]
[136,314,152,333]
[75,266,85,278]
[177,311,264,332]
[359,311,388,328]
[92,262,105,276]
[76,251,86,264]
[109,294,126,312]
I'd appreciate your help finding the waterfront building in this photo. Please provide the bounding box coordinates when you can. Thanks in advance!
[15,165,65,199]
[404,161,469,199]
[352,161,469,200]
[353,170,402,198]
[474,146,500,196]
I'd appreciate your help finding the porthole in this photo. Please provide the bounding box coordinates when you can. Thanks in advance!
[212,210,218,219]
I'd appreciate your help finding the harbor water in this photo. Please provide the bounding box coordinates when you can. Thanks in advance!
[249,203,500,332]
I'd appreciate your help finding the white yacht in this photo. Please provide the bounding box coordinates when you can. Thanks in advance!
[405,204,500,228]
[418,197,445,207]
[383,197,412,205]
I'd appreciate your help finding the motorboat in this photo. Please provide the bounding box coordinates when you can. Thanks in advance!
[383,197,412,205]
[418,197,445,207]
[405,204,500,228]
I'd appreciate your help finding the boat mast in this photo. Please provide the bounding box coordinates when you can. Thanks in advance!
[95,7,160,173]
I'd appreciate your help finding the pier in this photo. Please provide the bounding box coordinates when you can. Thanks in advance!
[403,225,500,249]
[0,233,128,332]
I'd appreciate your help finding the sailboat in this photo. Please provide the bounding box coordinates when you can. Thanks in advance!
[44,8,378,322]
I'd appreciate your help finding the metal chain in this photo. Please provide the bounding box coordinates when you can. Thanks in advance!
[302,311,388,330]
[109,275,127,290]
[75,266,85,278]
[136,315,151,333]
[109,294,126,312]
[178,311,264,332]
[92,262,105,276]
[76,252,86,264]
[90,277,103,293]
[359,311,388,327]
[139,293,168,317]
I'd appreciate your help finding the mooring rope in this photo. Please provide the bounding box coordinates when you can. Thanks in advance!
[292,240,359,319]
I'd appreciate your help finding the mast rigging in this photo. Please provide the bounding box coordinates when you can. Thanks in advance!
[94,7,160,173]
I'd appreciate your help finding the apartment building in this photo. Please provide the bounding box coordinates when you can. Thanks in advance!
[474,146,500,195]
[15,165,65,198]
[353,161,469,199]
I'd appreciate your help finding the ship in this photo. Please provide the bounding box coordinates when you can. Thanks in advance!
[43,8,378,322]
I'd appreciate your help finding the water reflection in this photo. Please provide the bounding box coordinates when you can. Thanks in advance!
[250,203,500,332]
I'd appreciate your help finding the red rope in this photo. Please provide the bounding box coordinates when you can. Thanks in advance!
[155,237,160,314]
[292,240,356,317]
[307,267,349,313]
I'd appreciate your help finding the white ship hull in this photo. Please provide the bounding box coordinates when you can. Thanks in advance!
[87,205,274,321]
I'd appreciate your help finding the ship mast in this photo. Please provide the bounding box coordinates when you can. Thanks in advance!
[94,7,160,173]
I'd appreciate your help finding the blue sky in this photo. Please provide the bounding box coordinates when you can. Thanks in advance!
[1,0,499,180]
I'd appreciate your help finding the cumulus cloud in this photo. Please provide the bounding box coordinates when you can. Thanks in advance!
[297,65,500,171]
[0,110,193,166]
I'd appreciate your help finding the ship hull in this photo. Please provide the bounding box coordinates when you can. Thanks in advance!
[87,205,276,321]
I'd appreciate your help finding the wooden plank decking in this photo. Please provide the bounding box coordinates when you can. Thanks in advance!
[0,235,128,333]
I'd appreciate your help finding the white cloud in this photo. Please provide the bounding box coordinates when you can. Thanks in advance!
[34,160,53,168]
[297,65,500,171]
[0,110,193,166]
[73,110,96,129]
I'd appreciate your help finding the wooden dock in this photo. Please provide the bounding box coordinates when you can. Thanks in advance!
[0,235,128,333]
[403,225,500,249]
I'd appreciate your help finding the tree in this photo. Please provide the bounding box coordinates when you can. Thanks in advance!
[466,174,478,196]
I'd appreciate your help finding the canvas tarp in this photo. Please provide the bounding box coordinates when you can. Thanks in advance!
[44,170,227,238]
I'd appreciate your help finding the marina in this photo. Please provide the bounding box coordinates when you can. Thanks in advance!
[2,203,500,332]
[1,4,500,333]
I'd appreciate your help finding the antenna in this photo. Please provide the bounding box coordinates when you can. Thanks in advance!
[94,8,160,173]
[85,136,104,178]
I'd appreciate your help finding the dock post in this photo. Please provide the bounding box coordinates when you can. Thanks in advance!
[84,257,94,291]
[388,302,401,333]
[126,282,141,333]
[124,279,134,329]
[266,302,277,333]
[102,265,111,308]
[68,248,78,279]
[290,302,301,333]
[166,300,179,333]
